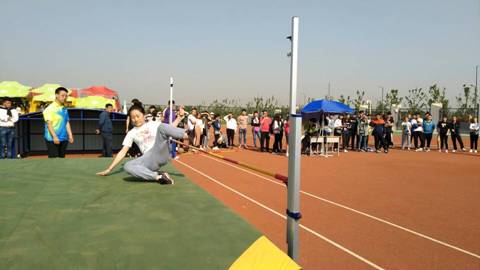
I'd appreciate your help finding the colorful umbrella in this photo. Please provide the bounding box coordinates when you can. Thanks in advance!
[75,96,116,109]
[31,84,75,102]
[0,81,31,98]
[80,86,118,99]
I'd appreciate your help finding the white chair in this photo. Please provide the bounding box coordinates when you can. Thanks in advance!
[309,135,322,155]
[325,136,340,156]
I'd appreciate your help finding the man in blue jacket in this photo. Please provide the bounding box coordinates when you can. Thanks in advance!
[96,103,114,157]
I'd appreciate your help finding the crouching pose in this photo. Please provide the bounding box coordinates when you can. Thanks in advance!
[97,104,187,184]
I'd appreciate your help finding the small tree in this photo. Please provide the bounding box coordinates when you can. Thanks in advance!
[427,84,449,116]
[385,89,403,109]
[404,88,428,114]
[375,100,387,114]
[455,85,476,120]
[337,94,352,106]
[352,90,366,111]
[428,84,449,108]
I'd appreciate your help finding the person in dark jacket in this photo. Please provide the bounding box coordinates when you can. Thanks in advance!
[342,115,352,152]
[212,114,222,149]
[450,116,465,152]
[370,113,388,153]
[96,103,114,157]
[385,114,394,148]
[437,116,449,153]
[349,114,357,150]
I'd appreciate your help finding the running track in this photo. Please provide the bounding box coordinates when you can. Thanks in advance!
[173,149,480,269]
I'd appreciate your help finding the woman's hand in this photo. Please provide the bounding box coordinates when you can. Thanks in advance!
[96,168,112,176]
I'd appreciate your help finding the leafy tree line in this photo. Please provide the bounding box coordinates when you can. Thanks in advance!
[150,83,478,120]
[337,84,478,119]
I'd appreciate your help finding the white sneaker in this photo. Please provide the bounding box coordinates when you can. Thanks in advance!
[174,156,180,160]
[407,148,411,151]
[344,149,348,153]
[415,148,423,152]
[462,148,466,151]
[445,150,448,153]
[475,150,478,153]
[212,146,219,150]
[452,150,456,153]
[469,149,473,153]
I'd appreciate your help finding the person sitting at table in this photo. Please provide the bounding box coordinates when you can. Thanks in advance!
[302,118,318,154]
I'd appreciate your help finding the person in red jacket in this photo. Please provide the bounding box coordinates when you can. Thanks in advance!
[260,110,272,152]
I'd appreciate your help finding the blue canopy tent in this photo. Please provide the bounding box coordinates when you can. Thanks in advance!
[301,99,354,117]
[300,100,354,156]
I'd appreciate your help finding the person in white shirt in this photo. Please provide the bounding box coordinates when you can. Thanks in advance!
[469,117,479,153]
[333,115,343,150]
[187,108,198,148]
[97,104,187,184]
[401,116,412,150]
[0,99,19,159]
[195,113,204,148]
[224,113,237,148]
[414,114,425,151]
[333,115,343,136]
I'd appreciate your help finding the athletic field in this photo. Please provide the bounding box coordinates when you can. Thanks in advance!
[1,144,480,269]
[0,158,263,269]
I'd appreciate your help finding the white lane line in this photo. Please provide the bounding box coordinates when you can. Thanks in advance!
[175,159,385,270]
[198,154,480,260]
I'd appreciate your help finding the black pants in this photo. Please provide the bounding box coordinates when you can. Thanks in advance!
[260,132,270,152]
[440,133,448,150]
[385,131,393,148]
[213,134,220,147]
[301,135,310,153]
[227,129,235,147]
[46,140,68,158]
[424,133,433,148]
[273,133,282,153]
[451,133,464,150]
[279,133,283,152]
[373,132,387,151]
[413,131,424,149]
[342,132,350,150]
[101,133,113,157]
[470,133,478,150]
[334,129,341,149]
[187,129,195,146]
[350,132,357,150]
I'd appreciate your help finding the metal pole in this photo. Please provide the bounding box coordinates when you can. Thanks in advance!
[381,87,384,114]
[328,82,331,100]
[287,16,301,262]
[475,65,478,118]
[169,77,174,124]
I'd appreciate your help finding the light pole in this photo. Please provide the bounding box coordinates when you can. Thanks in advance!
[464,83,476,116]
[476,65,478,118]
[378,86,385,114]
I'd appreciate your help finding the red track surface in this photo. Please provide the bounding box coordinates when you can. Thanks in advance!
[173,141,480,269]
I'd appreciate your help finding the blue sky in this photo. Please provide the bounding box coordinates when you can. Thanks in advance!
[1,0,479,106]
